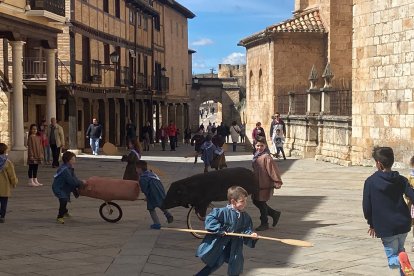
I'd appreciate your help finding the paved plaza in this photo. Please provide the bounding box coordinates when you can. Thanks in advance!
[0,143,412,276]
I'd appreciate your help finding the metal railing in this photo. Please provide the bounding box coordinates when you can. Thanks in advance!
[30,0,66,17]
[56,58,72,84]
[120,66,130,86]
[22,57,47,80]
[152,76,169,92]
[277,94,289,114]
[293,93,307,115]
[329,89,352,116]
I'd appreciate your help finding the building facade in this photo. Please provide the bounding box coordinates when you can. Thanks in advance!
[0,0,194,160]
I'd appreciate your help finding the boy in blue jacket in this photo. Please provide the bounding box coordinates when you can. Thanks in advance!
[195,186,258,276]
[363,147,414,275]
[52,151,84,224]
[136,160,173,229]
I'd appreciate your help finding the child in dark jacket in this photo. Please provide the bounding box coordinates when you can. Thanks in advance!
[136,160,173,229]
[363,147,414,275]
[52,151,84,224]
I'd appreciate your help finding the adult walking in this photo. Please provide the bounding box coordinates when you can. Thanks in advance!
[46,117,65,168]
[252,122,266,154]
[270,113,286,154]
[86,118,103,155]
[229,121,241,152]
[158,124,168,151]
[252,136,283,231]
[141,121,153,151]
[167,120,177,151]
[126,118,137,145]
[240,122,246,143]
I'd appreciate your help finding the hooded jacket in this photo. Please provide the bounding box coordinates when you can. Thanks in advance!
[363,170,414,238]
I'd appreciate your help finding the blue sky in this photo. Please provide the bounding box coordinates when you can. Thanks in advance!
[178,0,295,74]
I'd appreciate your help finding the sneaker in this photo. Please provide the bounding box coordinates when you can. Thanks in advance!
[166,215,174,224]
[56,218,65,224]
[399,252,414,276]
[0,218,4,223]
[255,224,269,231]
[150,223,161,230]
[28,182,39,187]
[272,211,281,227]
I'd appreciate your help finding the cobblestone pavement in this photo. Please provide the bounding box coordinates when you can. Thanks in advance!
[0,143,412,275]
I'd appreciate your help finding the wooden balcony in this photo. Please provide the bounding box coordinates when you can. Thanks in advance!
[26,0,66,22]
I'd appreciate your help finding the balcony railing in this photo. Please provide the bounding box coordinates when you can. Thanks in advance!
[152,76,169,92]
[120,67,131,86]
[22,57,47,80]
[30,0,66,17]
[136,73,147,88]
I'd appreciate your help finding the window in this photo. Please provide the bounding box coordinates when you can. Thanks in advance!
[258,69,263,99]
[115,0,120,18]
[82,36,91,82]
[104,44,110,64]
[143,15,148,31]
[103,0,109,13]
[176,22,179,37]
[154,15,160,31]
[129,10,135,24]
[138,13,142,28]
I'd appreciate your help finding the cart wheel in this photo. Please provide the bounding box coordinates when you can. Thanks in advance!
[99,202,123,223]
[187,204,214,239]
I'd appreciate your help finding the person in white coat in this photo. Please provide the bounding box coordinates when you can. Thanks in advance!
[229,121,241,152]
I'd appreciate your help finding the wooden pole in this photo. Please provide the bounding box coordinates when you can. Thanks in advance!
[161,227,313,247]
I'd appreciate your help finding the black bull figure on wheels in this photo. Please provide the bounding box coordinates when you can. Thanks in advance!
[162,167,257,217]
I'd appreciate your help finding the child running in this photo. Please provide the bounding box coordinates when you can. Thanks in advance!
[136,160,173,229]
[363,147,414,275]
[195,186,258,276]
[52,151,84,224]
[0,143,18,223]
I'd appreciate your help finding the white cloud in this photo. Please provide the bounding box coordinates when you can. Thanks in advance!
[221,52,246,64]
[192,38,214,46]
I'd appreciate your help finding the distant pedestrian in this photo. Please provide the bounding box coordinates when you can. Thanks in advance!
[211,107,215,115]
[252,122,266,154]
[363,147,414,275]
[252,136,282,231]
[199,123,205,133]
[200,135,216,173]
[158,124,168,151]
[27,124,44,187]
[184,126,192,146]
[86,118,103,155]
[141,121,153,151]
[240,122,246,143]
[269,112,286,137]
[136,160,173,229]
[175,128,180,148]
[211,123,217,135]
[121,138,142,180]
[211,134,227,170]
[167,121,177,151]
[52,151,84,224]
[126,118,137,145]
[46,117,65,168]
[38,120,51,165]
[224,123,230,143]
[229,121,241,152]
[0,143,18,223]
[272,129,286,160]
[191,128,205,164]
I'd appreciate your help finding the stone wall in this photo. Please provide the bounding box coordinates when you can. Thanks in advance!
[352,0,414,167]
[164,6,190,98]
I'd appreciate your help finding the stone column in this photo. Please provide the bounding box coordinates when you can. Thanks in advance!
[175,104,184,142]
[45,49,57,121]
[168,103,176,124]
[161,102,168,126]
[8,41,26,164]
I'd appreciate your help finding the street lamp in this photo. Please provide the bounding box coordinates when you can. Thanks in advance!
[102,51,120,72]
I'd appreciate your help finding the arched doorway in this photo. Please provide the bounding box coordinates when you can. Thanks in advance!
[199,100,222,127]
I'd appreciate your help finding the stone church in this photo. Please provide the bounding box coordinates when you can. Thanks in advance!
[239,0,413,167]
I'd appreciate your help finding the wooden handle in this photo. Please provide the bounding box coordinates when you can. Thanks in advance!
[161,227,313,247]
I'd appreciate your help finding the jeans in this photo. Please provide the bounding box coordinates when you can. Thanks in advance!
[381,233,407,274]
[232,142,237,152]
[169,136,176,150]
[50,144,61,167]
[276,147,286,159]
[0,197,8,218]
[44,145,51,163]
[90,138,100,154]
[57,198,68,218]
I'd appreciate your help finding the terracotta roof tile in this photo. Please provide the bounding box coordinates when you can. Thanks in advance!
[268,10,326,33]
